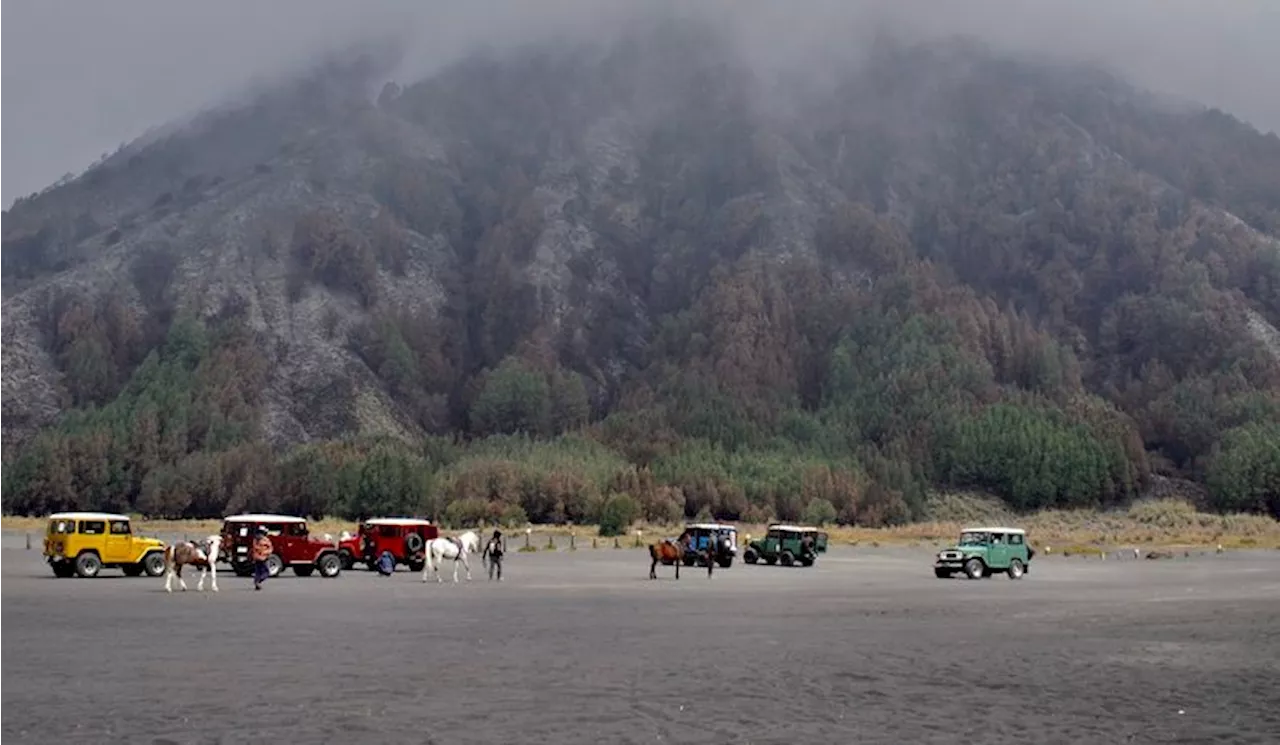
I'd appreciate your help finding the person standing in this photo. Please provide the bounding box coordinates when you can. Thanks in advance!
[252,527,273,591]
[482,529,505,581]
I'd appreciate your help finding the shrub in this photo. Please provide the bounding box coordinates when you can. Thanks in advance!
[802,497,837,526]
[598,493,640,537]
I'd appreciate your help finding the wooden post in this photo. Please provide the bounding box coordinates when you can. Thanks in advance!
[545,534,555,550]
[26,533,32,550]
[525,528,531,549]
[570,532,576,550]
[614,536,620,549]
[592,537,597,549]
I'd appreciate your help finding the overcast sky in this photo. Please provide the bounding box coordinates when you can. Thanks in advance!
[4,0,1279,207]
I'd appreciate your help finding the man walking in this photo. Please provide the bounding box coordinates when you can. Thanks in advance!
[482,529,505,581]
[252,526,273,591]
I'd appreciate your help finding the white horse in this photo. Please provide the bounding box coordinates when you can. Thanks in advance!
[164,535,221,593]
[422,530,480,583]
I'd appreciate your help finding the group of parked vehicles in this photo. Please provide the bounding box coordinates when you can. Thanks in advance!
[41,511,1034,581]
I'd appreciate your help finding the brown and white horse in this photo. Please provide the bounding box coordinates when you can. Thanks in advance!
[164,536,221,593]
[648,531,691,580]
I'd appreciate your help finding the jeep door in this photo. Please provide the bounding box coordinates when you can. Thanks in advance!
[104,519,134,564]
[987,532,1010,569]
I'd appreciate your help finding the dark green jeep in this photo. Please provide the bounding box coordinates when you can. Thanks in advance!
[743,524,828,567]
[934,527,1034,580]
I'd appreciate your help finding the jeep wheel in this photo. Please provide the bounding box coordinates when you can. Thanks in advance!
[51,561,75,578]
[122,564,144,577]
[964,557,985,580]
[682,555,696,567]
[338,549,354,571]
[266,554,285,577]
[780,550,795,567]
[143,551,167,577]
[408,560,424,573]
[718,557,733,569]
[764,555,778,565]
[293,565,315,577]
[75,552,103,578]
[1007,559,1025,580]
[743,548,758,564]
[404,533,425,554]
[317,553,342,578]
[232,561,254,577]
[934,568,951,579]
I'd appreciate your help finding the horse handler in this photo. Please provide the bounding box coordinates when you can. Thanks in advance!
[482,529,505,581]
[252,527,273,591]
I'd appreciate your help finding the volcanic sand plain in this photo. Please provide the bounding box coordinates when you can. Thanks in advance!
[3,534,1279,745]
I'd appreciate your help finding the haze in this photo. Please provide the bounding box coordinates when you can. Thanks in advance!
[4,0,1279,208]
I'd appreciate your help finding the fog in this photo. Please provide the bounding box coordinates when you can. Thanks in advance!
[4,0,1279,207]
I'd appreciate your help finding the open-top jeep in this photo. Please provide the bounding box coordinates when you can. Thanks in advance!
[743,524,829,567]
[681,523,739,568]
[934,526,1034,580]
[220,514,343,578]
[43,512,167,578]
[338,517,439,572]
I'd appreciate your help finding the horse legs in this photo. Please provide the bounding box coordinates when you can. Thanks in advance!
[461,552,472,582]
[209,561,219,592]
[674,555,680,580]
[197,565,206,592]
[164,560,174,593]
[649,552,657,580]
[175,564,188,592]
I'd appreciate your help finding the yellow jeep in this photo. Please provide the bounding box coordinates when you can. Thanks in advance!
[43,512,167,578]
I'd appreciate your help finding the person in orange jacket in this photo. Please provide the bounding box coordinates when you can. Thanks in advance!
[252,527,273,591]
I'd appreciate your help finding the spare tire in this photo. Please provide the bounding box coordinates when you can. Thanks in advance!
[404,532,425,555]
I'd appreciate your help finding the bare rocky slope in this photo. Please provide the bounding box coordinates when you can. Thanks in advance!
[4,21,1279,520]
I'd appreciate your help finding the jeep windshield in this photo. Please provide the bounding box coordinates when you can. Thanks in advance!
[959,532,988,545]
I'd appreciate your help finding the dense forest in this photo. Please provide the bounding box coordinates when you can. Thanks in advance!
[4,24,1279,526]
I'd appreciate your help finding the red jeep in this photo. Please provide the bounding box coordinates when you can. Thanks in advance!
[220,513,343,578]
[338,518,439,572]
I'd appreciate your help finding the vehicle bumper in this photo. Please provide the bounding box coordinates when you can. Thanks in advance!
[934,560,965,570]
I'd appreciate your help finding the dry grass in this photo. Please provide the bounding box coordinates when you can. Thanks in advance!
[5,495,1278,550]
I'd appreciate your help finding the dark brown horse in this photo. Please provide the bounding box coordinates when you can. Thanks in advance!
[648,532,690,580]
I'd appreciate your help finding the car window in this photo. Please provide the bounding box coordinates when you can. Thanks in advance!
[992,533,1005,544]
[79,520,106,535]
[49,519,77,534]
[1008,533,1024,545]
[109,520,131,535]
[287,523,307,537]
[959,532,986,545]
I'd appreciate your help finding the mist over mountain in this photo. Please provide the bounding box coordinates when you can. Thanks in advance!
[3,7,1278,524]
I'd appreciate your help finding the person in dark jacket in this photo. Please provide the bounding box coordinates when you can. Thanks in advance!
[482,530,505,581]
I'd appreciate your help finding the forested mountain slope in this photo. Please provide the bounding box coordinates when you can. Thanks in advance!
[4,22,1278,523]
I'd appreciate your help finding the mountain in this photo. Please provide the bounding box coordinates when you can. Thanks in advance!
[4,20,1279,523]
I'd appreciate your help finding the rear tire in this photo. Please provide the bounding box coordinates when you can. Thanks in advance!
[317,553,342,578]
[743,548,758,564]
[51,561,75,578]
[143,551,167,577]
[233,561,253,577]
[75,552,102,578]
[122,564,144,577]
[1007,559,1025,580]
[934,568,951,579]
[408,560,424,573]
[718,557,733,569]
[780,550,796,567]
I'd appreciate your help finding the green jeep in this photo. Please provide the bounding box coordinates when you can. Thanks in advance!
[743,524,828,567]
[934,527,1034,580]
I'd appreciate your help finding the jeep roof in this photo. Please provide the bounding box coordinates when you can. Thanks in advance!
[962,527,1026,534]
[767,524,820,533]
[686,523,735,531]
[224,513,305,523]
[49,511,132,522]
[364,517,433,527]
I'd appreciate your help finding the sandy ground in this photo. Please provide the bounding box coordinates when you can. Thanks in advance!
[3,534,1279,745]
